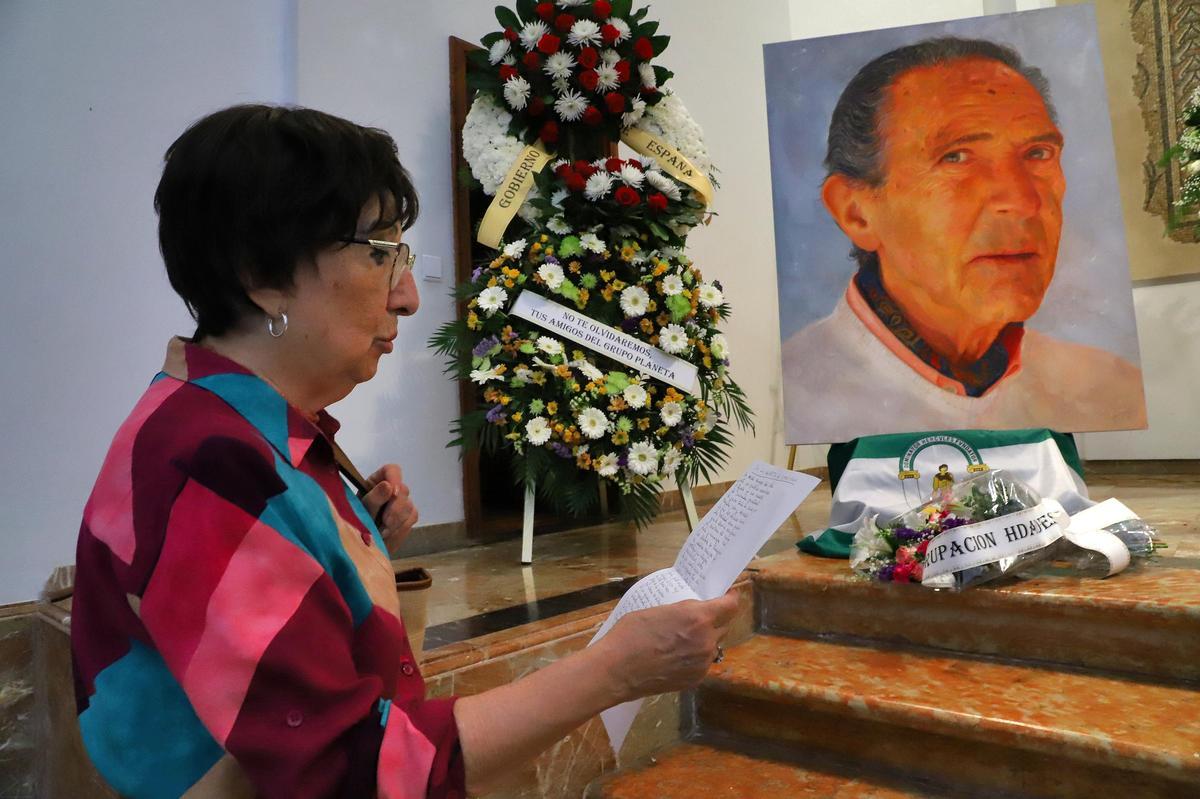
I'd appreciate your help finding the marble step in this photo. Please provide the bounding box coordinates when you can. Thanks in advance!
[753,551,1200,682]
[590,740,956,799]
[695,633,1200,799]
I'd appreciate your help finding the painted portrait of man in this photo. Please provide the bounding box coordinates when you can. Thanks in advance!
[765,9,1148,444]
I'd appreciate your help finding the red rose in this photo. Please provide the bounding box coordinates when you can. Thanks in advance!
[600,23,620,45]
[614,59,631,83]
[540,120,560,145]
[574,160,598,178]
[536,2,554,21]
[563,169,586,192]
[647,192,668,212]
[892,562,916,582]
[582,105,603,126]
[555,13,575,32]
[504,28,518,42]
[578,69,600,92]
[605,157,624,172]
[614,186,640,206]
[593,0,612,20]
[555,162,573,178]
[577,46,599,69]
[627,159,642,169]
[522,51,541,70]
[604,92,625,114]
[537,33,561,54]
[499,64,518,81]
[912,564,924,582]
[633,36,654,60]
[528,96,546,116]
[916,540,930,556]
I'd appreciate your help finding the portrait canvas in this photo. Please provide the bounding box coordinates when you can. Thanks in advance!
[765,5,1148,445]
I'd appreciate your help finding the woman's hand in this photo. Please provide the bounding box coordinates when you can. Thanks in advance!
[362,463,418,557]
[596,590,741,703]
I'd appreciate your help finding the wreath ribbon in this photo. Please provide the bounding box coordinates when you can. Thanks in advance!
[621,127,714,206]
[477,140,553,249]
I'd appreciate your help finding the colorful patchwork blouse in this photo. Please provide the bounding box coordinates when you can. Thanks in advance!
[71,338,464,798]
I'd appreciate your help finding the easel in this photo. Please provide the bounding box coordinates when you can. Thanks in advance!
[520,480,701,565]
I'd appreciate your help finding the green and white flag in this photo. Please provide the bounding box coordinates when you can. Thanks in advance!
[799,429,1090,559]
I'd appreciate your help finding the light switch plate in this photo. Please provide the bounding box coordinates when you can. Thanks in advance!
[419,253,443,282]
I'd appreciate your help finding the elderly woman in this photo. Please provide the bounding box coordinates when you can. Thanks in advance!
[70,104,737,798]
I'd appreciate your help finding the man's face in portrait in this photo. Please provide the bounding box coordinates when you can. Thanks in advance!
[829,57,1066,336]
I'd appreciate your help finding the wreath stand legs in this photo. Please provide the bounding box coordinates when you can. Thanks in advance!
[519,479,700,565]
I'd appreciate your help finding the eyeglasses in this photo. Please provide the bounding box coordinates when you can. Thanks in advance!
[340,238,415,290]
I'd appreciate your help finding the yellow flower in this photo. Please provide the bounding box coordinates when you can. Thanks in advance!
[611,279,627,291]
[639,318,654,333]
[540,234,549,243]
[570,382,580,392]
[647,299,657,312]
[487,276,498,288]
[608,396,628,412]
[600,270,616,282]
[601,285,615,302]
[568,259,580,273]
[547,401,558,415]
[545,247,555,257]
[531,242,542,253]
[576,452,592,469]
[703,355,712,369]
[467,311,480,330]
[504,279,515,288]
[531,372,546,385]
[653,261,669,276]
[611,430,629,445]
[499,394,512,405]
[511,412,523,423]
[637,417,651,430]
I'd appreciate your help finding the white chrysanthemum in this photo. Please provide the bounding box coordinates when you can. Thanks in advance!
[595,453,619,477]
[501,55,516,66]
[580,232,606,253]
[543,50,576,81]
[550,158,569,171]
[661,246,684,260]
[557,0,588,6]
[469,365,504,384]
[609,18,632,43]
[573,359,605,381]
[554,89,588,121]
[661,274,684,296]
[619,163,644,188]
[568,19,602,47]
[661,448,683,475]
[595,64,620,92]
[551,75,571,94]
[584,171,614,201]
[644,170,682,201]
[637,154,657,171]
[623,383,648,409]
[550,188,569,208]
[658,324,688,354]
[461,95,540,221]
[622,95,647,127]
[537,262,565,289]
[547,216,572,234]
[503,76,531,110]
[503,238,527,258]
[601,48,621,66]
[520,21,550,51]
[709,333,729,360]
[638,62,657,89]
[698,282,724,308]
[627,441,659,476]
[525,416,552,445]
[633,92,713,180]
[477,286,508,315]
[536,336,564,357]
[488,39,511,65]
[630,249,650,265]
[576,407,610,439]
[660,401,683,427]
[619,286,650,317]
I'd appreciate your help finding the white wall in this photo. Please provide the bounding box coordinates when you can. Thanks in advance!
[0,0,295,605]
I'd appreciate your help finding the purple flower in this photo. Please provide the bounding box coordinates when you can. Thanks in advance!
[551,442,572,458]
[485,404,506,424]
[680,428,696,449]
[617,451,629,467]
[876,564,896,582]
[620,317,642,334]
[471,266,484,281]
[939,517,970,531]
[542,255,559,265]
[893,526,921,542]
[472,336,500,357]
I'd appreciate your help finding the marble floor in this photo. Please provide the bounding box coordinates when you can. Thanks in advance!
[394,470,1200,651]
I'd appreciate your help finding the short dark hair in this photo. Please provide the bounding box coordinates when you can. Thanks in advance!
[824,37,1056,270]
[155,104,419,338]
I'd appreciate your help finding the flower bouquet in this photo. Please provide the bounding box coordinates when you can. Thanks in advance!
[850,470,1065,590]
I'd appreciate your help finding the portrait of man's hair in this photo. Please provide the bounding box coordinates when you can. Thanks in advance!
[765,5,1147,445]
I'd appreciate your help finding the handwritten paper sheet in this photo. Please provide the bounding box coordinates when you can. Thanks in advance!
[590,462,820,755]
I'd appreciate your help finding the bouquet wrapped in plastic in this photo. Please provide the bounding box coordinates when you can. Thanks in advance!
[850,470,1067,590]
